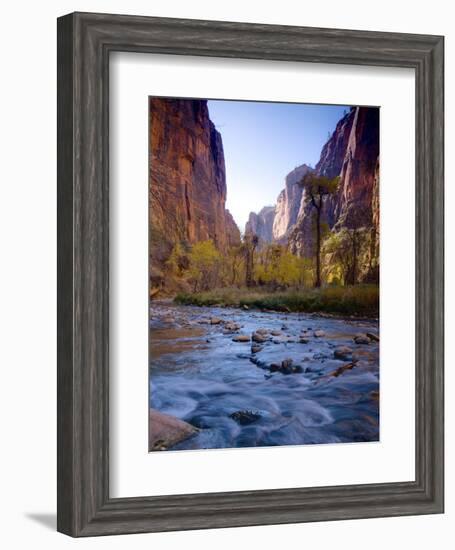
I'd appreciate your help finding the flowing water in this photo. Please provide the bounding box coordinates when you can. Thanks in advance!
[150,301,379,450]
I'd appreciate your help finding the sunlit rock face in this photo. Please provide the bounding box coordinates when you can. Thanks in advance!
[243,163,313,247]
[272,164,313,242]
[149,98,241,286]
[245,206,276,243]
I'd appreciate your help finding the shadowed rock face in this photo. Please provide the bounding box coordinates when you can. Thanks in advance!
[149,98,240,285]
[288,107,379,260]
[329,106,380,229]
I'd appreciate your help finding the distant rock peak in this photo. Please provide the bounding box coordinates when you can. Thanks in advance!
[273,163,314,242]
[247,106,379,281]
[245,205,276,243]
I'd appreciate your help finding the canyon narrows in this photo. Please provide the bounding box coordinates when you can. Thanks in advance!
[149,98,379,451]
[246,106,379,284]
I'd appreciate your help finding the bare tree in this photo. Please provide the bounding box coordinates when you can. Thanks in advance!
[243,233,259,287]
[301,173,339,287]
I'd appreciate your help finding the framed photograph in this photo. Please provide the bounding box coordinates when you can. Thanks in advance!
[57,12,444,536]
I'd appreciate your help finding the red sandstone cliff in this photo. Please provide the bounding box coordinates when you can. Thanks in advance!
[247,106,379,280]
[287,107,379,259]
[328,106,380,229]
[149,98,241,288]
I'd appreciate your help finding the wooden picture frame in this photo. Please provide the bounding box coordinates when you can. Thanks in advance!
[57,12,444,536]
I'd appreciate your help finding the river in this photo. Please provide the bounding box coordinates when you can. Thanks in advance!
[150,301,379,450]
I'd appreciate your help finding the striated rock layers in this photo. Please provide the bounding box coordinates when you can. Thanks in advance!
[288,107,379,260]
[247,107,379,278]
[149,98,240,288]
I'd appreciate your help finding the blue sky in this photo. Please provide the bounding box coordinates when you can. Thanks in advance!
[207,100,349,232]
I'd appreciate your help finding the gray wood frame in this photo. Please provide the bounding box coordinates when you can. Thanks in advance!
[57,11,444,537]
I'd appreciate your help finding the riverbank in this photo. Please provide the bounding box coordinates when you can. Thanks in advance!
[174,284,379,318]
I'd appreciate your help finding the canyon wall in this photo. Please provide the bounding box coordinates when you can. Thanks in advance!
[291,106,379,260]
[247,106,380,279]
[328,106,380,230]
[149,98,240,289]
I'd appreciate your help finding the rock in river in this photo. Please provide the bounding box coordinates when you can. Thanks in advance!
[354,334,371,345]
[162,316,175,324]
[230,410,261,425]
[149,409,198,451]
[252,332,269,343]
[329,362,356,378]
[366,332,380,342]
[224,321,241,332]
[210,317,223,325]
[232,334,250,342]
[269,358,303,375]
[314,330,326,338]
[334,346,353,360]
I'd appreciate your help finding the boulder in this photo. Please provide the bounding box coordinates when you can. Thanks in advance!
[281,359,303,374]
[210,317,223,325]
[269,358,303,375]
[252,332,268,343]
[334,346,353,360]
[330,362,356,378]
[354,334,371,345]
[149,409,198,451]
[314,330,325,338]
[370,390,380,401]
[230,410,261,425]
[232,334,250,342]
[224,321,241,332]
[366,332,380,342]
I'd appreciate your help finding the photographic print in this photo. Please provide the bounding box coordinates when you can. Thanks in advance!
[149,97,380,452]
